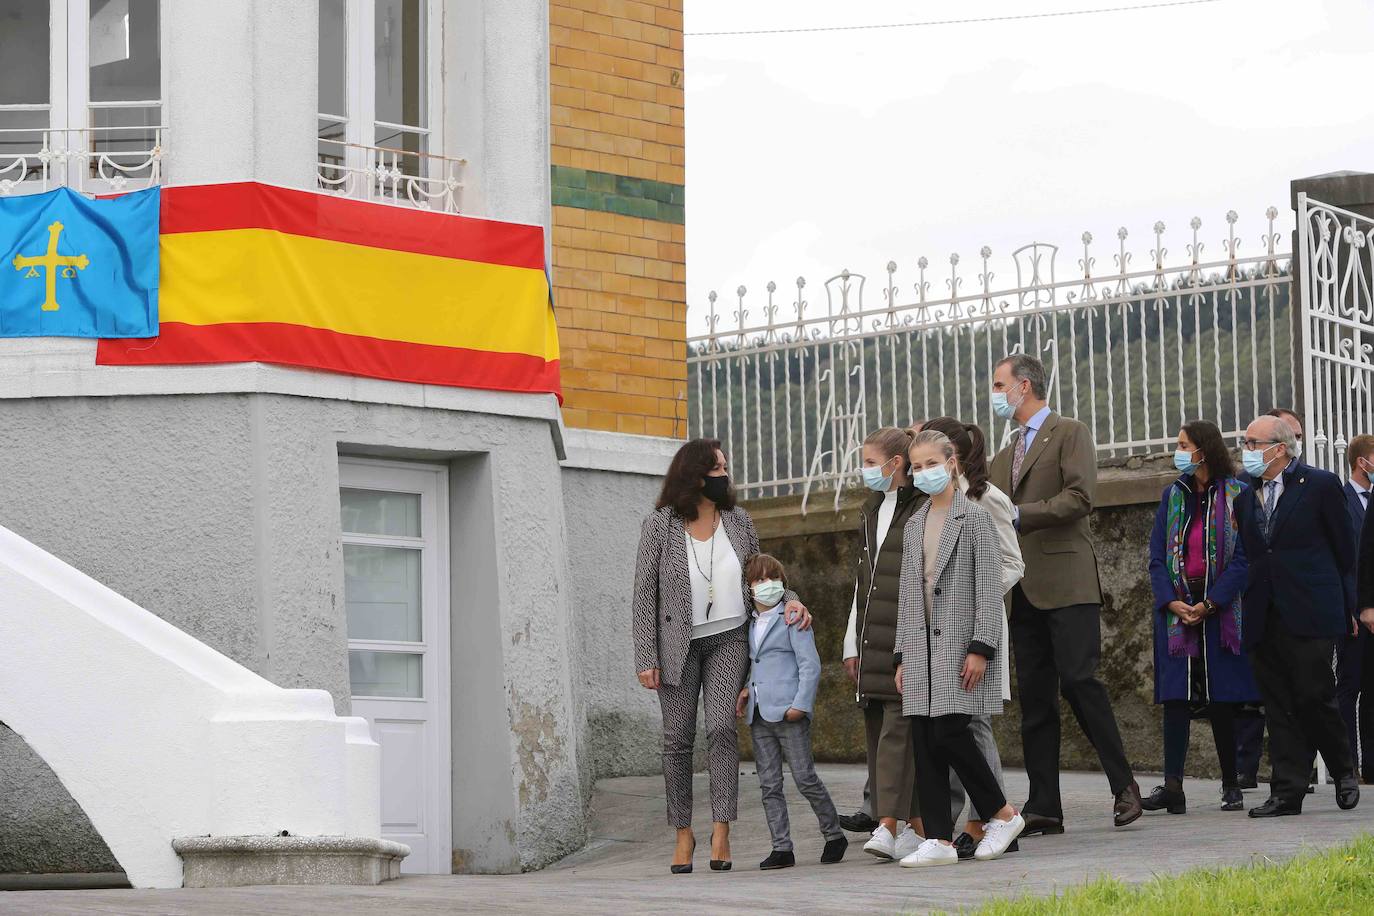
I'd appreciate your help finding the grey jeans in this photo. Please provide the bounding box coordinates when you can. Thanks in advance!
[949,714,1006,824]
[750,717,843,852]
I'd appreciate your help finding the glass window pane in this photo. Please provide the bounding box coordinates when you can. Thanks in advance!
[344,544,422,642]
[340,488,420,537]
[374,0,425,129]
[350,650,422,698]
[318,0,347,118]
[0,0,50,105]
[90,0,160,103]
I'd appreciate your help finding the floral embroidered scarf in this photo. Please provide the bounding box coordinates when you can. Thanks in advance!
[1164,477,1244,657]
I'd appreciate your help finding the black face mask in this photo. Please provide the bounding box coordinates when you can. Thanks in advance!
[701,475,730,505]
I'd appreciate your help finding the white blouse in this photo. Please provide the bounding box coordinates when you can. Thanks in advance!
[686,517,747,639]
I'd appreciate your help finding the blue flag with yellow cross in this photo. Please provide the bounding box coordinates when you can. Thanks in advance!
[1,186,159,337]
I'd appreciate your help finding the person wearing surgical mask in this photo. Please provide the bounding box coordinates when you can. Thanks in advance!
[837,427,930,861]
[736,553,847,870]
[1236,414,1361,817]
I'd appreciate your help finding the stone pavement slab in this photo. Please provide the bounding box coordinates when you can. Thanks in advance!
[3,766,1369,915]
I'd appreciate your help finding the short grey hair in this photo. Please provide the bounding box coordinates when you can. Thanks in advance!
[1260,414,1297,454]
[996,353,1048,399]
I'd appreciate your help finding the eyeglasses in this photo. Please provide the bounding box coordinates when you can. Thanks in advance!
[1241,439,1278,449]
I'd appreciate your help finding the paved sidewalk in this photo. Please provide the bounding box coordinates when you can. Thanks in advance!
[3,765,1369,915]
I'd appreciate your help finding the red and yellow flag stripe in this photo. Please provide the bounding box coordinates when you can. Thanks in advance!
[97,182,560,399]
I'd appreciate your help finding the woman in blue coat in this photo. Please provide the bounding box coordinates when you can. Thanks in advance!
[1145,419,1260,814]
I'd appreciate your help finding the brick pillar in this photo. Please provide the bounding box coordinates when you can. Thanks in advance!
[549,0,687,438]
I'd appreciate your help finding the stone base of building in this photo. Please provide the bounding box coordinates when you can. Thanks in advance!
[172,836,409,887]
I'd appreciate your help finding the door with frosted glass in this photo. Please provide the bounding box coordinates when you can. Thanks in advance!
[340,460,450,874]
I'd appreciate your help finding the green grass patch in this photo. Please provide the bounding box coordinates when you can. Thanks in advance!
[966,833,1374,915]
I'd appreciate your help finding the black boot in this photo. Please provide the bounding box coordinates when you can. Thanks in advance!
[820,836,848,864]
[1221,786,1244,811]
[759,849,795,870]
[1140,783,1187,814]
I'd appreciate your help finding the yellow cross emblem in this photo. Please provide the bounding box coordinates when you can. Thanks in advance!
[12,221,90,312]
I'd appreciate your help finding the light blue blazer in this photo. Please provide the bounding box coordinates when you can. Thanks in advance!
[744,608,821,724]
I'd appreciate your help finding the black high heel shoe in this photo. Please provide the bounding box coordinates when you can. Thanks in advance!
[670,835,695,874]
[709,826,732,871]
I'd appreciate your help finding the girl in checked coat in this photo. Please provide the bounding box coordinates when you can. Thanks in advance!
[893,429,1025,867]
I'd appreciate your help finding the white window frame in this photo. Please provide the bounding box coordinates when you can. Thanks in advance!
[321,0,442,171]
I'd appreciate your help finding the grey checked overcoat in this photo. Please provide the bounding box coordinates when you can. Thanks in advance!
[894,490,1005,718]
[633,505,787,687]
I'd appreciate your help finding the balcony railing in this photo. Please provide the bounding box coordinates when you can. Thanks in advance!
[0,126,166,196]
[317,139,466,213]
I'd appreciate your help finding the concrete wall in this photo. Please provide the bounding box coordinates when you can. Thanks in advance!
[748,455,1253,783]
[559,430,680,790]
[0,387,584,875]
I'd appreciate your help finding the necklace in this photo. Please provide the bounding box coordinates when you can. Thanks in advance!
[688,510,718,615]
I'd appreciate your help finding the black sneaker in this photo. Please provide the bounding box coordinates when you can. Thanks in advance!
[1221,786,1244,811]
[759,849,795,870]
[838,811,879,833]
[821,836,848,864]
[953,831,1019,860]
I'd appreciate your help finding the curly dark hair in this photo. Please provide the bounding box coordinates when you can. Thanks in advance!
[1180,419,1235,480]
[657,438,734,520]
[920,416,991,499]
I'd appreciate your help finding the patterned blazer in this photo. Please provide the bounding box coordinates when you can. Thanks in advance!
[894,490,1005,718]
[632,505,760,687]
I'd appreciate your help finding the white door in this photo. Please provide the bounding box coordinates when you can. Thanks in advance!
[340,459,451,874]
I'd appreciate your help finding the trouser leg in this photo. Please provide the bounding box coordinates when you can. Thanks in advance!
[778,719,843,841]
[698,631,748,823]
[859,775,874,818]
[1361,631,1374,777]
[951,715,1005,823]
[1250,620,1308,802]
[1286,633,1354,781]
[873,699,920,820]
[1208,703,1239,786]
[1162,701,1191,781]
[937,715,1008,829]
[910,716,954,841]
[1337,631,1364,768]
[1234,710,1265,782]
[1010,586,1062,819]
[658,646,703,828]
[1046,602,1135,795]
[751,720,792,852]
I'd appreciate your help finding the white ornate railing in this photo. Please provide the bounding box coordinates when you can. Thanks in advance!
[317,138,465,213]
[0,126,166,196]
[1298,195,1374,482]
[689,209,1295,505]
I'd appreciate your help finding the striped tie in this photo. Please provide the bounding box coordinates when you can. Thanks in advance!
[1262,479,1279,540]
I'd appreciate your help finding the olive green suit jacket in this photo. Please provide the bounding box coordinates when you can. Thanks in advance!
[989,411,1103,609]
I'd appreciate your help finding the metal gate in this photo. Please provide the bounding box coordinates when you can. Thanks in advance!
[1297,194,1374,479]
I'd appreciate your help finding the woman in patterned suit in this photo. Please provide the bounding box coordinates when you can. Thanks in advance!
[893,429,1025,867]
[632,438,810,873]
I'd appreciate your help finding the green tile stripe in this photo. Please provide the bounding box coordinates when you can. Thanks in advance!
[551,166,684,224]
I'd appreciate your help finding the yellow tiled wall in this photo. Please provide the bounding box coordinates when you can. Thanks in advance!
[550,0,687,438]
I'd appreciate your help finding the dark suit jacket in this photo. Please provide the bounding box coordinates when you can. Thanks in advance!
[1236,460,1357,647]
[988,411,1101,608]
[1345,481,1367,533]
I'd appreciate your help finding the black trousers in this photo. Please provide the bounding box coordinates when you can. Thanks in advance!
[1336,626,1374,778]
[1009,587,1134,819]
[1163,701,1238,785]
[909,714,1006,842]
[1234,709,1265,781]
[1250,612,1353,802]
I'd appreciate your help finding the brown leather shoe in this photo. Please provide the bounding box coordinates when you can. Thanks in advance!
[1114,781,1144,827]
[1020,811,1065,836]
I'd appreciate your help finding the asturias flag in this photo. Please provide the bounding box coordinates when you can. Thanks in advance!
[0,186,159,338]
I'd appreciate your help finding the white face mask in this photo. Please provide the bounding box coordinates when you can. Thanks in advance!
[751,579,785,607]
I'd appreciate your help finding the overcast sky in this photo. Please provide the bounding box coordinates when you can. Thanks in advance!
[683,0,1374,336]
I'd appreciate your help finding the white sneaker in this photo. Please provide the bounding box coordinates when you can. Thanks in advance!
[863,824,898,860]
[893,825,924,860]
[974,813,1026,861]
[899,838,959,867]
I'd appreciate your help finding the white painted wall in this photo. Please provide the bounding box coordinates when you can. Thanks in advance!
[0,522,385,888]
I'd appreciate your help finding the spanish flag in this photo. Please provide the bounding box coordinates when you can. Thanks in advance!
[96,182,560,399]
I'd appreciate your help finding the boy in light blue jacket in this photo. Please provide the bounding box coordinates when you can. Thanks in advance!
[736,553,847,870]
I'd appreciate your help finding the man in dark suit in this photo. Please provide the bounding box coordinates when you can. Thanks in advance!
[1236,414,1360,816]
[1349,435,1374,782]
[988,354,1142,833]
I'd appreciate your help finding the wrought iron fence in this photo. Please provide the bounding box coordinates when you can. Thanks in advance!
[688,209,1295,506]
[0,126,166,196]
[1299,195,1374,481]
